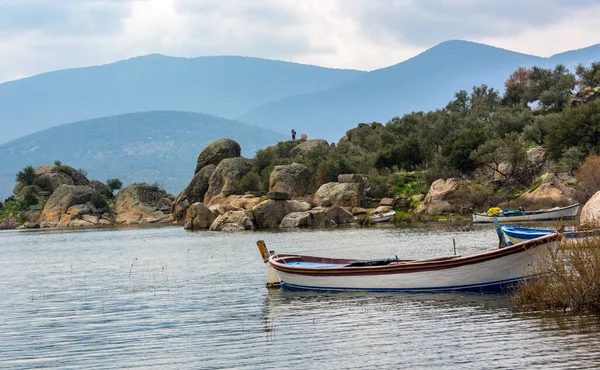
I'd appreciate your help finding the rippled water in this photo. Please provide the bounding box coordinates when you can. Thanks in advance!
[1,224,600,369]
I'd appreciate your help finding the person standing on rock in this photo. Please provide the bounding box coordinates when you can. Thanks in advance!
[291,129,296,140]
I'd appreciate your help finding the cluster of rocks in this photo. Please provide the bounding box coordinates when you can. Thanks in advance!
[10,163,174,229]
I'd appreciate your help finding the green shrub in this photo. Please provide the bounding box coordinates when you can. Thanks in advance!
[91,191,108,209]
[240,172,262,192]
[15,165,37,185]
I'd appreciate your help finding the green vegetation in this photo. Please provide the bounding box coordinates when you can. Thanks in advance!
[250,62,600,207]
[15,165,37,185]
[106,178,123,197]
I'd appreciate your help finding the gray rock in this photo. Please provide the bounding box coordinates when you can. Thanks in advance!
[209,210,255,231]
[251,199,311,229]
[39,185,94,227]
[289,139,329,157]
[173,164,216,221]
[204,157,254,205]
[267,191,291,200]
[195,138,241,174]
[314,182,364,208]
[114,184,173,224]
[184,202,216,230]
[269,163,313,197]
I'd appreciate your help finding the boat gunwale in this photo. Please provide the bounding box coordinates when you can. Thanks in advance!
[472,203,580,220]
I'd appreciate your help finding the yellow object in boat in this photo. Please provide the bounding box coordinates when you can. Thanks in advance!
[487,207,502,216]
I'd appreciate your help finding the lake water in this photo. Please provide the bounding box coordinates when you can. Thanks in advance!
[1,224,600,369]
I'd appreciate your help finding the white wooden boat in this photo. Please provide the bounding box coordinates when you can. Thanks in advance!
[256,235,559,292]
[368,210,395,223]
[472,203,579,223]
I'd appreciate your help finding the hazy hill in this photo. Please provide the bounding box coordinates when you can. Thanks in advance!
[0,55,363,144]
[239,40,600,141]
[0,111,287,199]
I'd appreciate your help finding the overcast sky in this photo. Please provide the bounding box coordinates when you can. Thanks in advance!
[1,0,599,83]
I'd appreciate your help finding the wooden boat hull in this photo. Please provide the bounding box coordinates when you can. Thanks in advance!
[258,235,558,292]
[472,203,579,223]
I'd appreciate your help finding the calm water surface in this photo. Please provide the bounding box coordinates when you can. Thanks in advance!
[1,224,599,369]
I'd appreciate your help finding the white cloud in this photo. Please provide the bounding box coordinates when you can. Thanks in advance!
[0,0,599,82]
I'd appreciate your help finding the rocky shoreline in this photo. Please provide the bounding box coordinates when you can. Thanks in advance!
[4,137,600,232]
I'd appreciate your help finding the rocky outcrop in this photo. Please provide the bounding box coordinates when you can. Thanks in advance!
[184,202,216,230]
[519,173,577,205]
[194,138,241,174]
[114,184,173,224]
[32,164,89,193]
[209,203,242,216]
[289,139,329,157]
[313,182,363,208]
[251,199,311,229]
[39,185,94,227]
[209,210,255,231]
[269,163,313,196]
[173,164,216,221]
[580,191,600,226]
[422,178,471,215]
[204,157,254,206]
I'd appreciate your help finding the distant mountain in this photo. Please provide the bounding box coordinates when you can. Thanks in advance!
[239,40,600,141]
[0,111,287,199]
[0,55,364,144]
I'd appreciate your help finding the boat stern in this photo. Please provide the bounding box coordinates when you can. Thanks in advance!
[256,240,281,288]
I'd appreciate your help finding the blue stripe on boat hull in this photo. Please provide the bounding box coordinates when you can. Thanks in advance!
[280,276,534,292]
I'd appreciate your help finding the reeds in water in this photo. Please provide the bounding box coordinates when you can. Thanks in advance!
[512,236,600,313]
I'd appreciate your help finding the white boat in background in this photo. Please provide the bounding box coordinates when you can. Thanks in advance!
[256,234,560,292]
[497,224,600,246]
[472,203,579,223]
[368,210,395,223]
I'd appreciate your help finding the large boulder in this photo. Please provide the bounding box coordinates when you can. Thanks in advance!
[269,163,313,197]
[39,185,94,227]
[313,182,364,208]
[251,199,311,229]
[184,202,216,230]
[281,205,355,228]
[173,164,216,221]
[519,173,577,205]
[88,180,111,198]
[209,210,255,231]
[422,178,471,215]
[289,139,329,157]
[32,164,89,193]
[580,191,600,226]
[204,157,254,206]
[114,184,174,224]
[195,138,241,174]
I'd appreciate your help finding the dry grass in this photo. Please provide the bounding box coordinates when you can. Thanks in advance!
[511,236,600,313]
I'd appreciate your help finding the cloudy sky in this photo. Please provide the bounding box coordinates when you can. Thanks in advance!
[1,0,599,83]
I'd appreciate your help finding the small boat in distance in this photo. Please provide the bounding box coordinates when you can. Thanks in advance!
[368,210,395,223]
[472,203,579,223]
[256,234,560,292]
[496,224,599,246]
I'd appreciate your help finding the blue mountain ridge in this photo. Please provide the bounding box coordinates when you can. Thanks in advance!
[239,40,600,141]
[0,111,287,198]
[0,55,364,144]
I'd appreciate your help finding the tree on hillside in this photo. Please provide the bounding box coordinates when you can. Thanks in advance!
[576,62,600,88]
[16,165,37,185]
[106,178,123,196]
[523,65,576,112]
[502,67,530,106]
